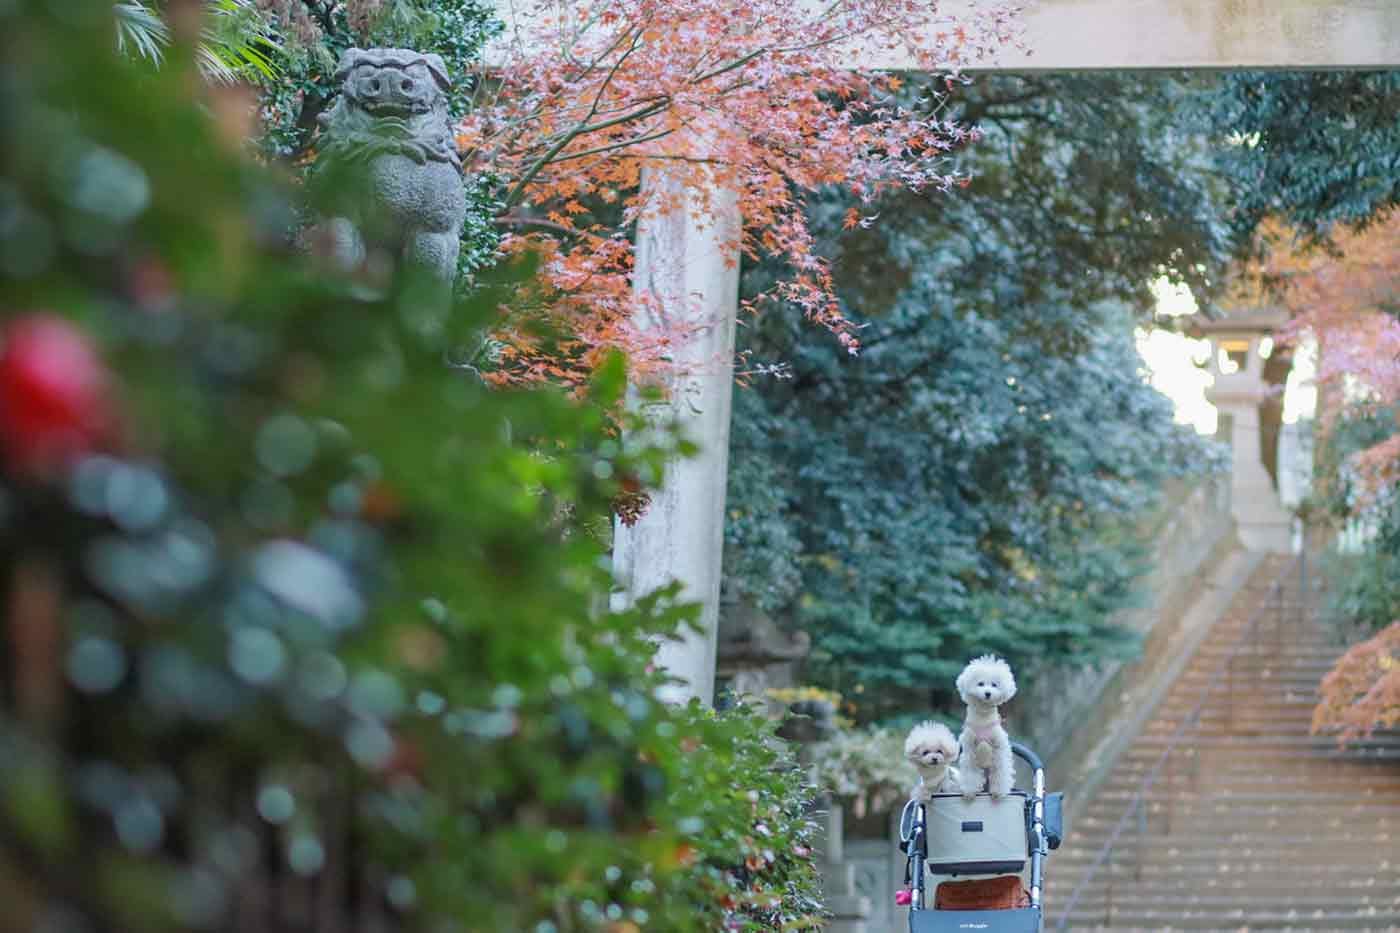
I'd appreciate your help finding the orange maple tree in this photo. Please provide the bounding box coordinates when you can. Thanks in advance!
[1261,212,1400,492]
[1312,622,1400,745]
[462,0,1023,386]
[1255,213,1400,743]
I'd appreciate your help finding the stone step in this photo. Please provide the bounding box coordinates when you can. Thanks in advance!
[1053,835,1397,857]
[1053,849,1399,875]
[1172,668,1332,683]
[1056,842,1396,860]
[1117,740,1400,758]
[1149,706,1327,717]
[1069,784,1400,806]
[1153,697,1320,714]
[1143,721,1329,736]
[1184,651,1342,667]
[1145,709,1332,727]
[1172,653,1339,672]
[1045,889,1400,910]
[1049,873,1400,895]
[1052,918,1394,924]
[1103,751,1399,770]
[1068,813,1400,835]
[1047,559,1400,930]
[1096,761,1394,789]
[1050,908,1400,930]
[1088,792,1400,812]
[1186,631,1347,645]
[1097,771,1390,794]
[1049,885,1400,904]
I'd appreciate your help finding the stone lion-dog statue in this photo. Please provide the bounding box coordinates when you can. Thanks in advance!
[311,47,466,285]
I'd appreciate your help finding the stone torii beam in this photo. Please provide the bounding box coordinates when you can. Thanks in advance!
[494,0,1400,703]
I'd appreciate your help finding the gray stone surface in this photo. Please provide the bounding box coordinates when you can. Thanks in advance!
[716,597,809,713]
[1019,475,1239,797]
[312,48,466,285]
[609,167,740,704]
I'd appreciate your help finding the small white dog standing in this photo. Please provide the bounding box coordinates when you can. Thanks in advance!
[904,720,961,801]
[955,655,1017,800]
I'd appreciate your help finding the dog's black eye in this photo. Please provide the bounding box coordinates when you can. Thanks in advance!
[978,681,985,687]
[990,682,997,688]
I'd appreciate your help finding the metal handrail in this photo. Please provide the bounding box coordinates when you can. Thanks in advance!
[1051,552,1302,931]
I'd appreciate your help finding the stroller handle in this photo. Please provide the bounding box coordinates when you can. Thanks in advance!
[1011,741,1043,773]
[1013,741,1048,910]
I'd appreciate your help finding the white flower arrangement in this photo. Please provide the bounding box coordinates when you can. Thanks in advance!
[807,726,919,819]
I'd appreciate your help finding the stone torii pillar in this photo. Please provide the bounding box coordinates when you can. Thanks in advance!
[609,167,740,704]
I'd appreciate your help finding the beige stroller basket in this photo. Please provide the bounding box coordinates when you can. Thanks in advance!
[923,792,1030,875]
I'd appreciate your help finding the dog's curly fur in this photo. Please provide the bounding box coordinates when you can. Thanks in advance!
[955,655,1017,799]
[904,720,961,801]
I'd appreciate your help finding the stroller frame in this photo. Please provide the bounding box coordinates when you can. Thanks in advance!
[899,742,1055,933]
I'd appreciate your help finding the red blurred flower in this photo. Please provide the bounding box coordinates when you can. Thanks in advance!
[0,315,115,476]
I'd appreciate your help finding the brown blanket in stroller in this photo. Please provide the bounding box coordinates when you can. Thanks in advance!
[933,875,1030,910]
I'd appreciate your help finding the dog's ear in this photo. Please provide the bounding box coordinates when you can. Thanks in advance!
[1000,662,1017,700]
[955,664,973,699]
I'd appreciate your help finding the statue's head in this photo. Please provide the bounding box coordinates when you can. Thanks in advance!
[334,48,450,118]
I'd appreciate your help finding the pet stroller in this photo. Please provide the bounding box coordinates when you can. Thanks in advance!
[898,742,1063,933]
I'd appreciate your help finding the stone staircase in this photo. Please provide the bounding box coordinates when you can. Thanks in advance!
[1045,555,1400,931]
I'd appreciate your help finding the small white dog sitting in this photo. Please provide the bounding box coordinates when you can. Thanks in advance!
[955,655,1017,800]
[904,720,961,800]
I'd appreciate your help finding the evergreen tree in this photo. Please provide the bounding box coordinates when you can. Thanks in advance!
[1193,71,1400,249]
[725,74,1227,717]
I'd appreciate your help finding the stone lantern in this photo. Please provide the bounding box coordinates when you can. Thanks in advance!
[1190,307,1293,552]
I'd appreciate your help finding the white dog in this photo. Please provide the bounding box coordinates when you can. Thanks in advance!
[955,655,1017,799]
[904,720,961,800]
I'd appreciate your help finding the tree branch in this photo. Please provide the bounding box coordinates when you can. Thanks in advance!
[495,213,583,237]
[504,98,671,207]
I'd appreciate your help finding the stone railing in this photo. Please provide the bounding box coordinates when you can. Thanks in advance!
[1017,473,1236,813]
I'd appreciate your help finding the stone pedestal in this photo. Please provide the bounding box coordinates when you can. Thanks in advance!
[817,802,873,933]
[1213,402,1292,551]
[715,598,810,713]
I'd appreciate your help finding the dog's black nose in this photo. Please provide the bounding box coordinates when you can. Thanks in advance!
[983,690,993,699]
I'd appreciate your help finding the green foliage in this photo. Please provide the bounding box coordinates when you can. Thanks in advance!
[1313,408,1400,636]
[1324,519,1400,635]
[113,0,170,65]
[114,0,282,83]
[0,3,819,929]
[1192,71,1400,250]
[662,704,825,931]
[725,74,1227,719]
[250,0,502,278]
[1314,408,1399,518]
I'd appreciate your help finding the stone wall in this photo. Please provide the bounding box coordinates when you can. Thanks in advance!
[1017,474,1237,811]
